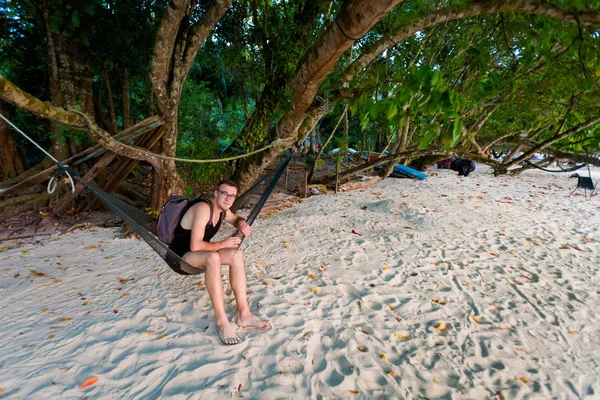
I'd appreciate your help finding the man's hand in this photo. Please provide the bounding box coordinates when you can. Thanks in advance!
[221,237,242,249]
[237,219,252,237]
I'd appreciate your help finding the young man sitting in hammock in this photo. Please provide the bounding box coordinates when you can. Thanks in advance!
[169,180,269,345]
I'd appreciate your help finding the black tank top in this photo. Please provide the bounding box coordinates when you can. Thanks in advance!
[168,199,225,257]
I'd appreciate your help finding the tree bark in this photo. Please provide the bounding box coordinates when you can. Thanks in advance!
[0,102,24,179]
[103,70,118,134]
[120,67,131,129]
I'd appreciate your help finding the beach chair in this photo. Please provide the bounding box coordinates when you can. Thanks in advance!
[569,173,598,199]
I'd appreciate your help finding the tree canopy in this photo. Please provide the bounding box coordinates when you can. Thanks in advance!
[1,0,600,211]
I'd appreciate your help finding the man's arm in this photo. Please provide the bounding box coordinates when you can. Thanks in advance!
[224,209,252,237]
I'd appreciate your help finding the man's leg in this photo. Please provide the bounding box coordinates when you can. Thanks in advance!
[183,251,241,345]
[218,248,269,328]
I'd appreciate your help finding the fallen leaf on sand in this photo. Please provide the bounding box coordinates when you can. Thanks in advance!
[117,278,128,284]
[380,353,388,360]
[48,334,55,338]
[387,304,395,310]
[357,301,363,308]
[84,245,97,250]
[516,376,530,383]
[145,331,156,334]
[387,371,395,377]
[559,244,570,249]
[471,315,481,324]
[155,334,167,340]
[13,273,20,278]
[29,269,47,277]
[263,280,271,285]
[43,308,48,313]
[357,346,368,352]
[58,318,72,323]
[0,247,8,252]
[434,323,447,331]
[80,377,99,389]
[351,230,361,235]
[489,252,499,257]
[308,274,315,279]
[395,333,409,339]
[432,298,446,305]
[349,390,359,394]
[311,288,318,293]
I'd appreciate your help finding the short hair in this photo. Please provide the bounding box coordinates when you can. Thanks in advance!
[216,179,239,191]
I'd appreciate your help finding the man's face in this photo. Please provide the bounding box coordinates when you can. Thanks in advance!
[215,184,237,210]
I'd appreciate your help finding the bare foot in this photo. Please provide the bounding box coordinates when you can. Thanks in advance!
[217,321,241,345]
[237,312,270,329]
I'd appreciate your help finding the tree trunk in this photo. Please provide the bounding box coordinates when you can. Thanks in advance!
[46,26,95,158]
[0,102,24,179]
[236,0,402,190]
[103,70,118,134]
[149,0,233,203]
[120,67,131,129]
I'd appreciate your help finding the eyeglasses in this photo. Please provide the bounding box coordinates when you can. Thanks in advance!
[217,189,237,200]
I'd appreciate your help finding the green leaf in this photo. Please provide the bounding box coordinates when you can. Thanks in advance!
[71,11,81,28]
[452,118,462,141]
[418,131,438,150]
[386,102,398,120]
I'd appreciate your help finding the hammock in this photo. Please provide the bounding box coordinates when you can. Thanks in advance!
[524,160,587,173]
[73,153,292,275]
[1,113,292,275]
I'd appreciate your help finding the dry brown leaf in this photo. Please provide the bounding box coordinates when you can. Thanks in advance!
[516,376,529,383]
[311,288,318,293]
[395,333,409,339]
[58,318,72,323]
[155,333,167,340]
[120,293,129,298]
[82,302,89,306]
[145,331,156,334]
[13,273,20,278]
[263,280,271,285]
[357,346,368,352]
[357,301,363,308]
[434,323,446,331]
[308,274,315,279]
[349,390,359,395]
[29,269,48,277]
[380,353,388,361]
[117,278,128,284]
[386,371,395,377]
[387,304,395,310]
[471,315,481,324]
[48,334,55,339]
[432,298,446,305]
[80,377,99,389]
[84,245,97,250]
[43,308,48,313]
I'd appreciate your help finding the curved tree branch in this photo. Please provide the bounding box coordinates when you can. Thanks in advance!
[0,75,164,170]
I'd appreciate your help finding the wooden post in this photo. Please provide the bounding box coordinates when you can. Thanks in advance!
[304,170,308,198]
[335,157,340,194]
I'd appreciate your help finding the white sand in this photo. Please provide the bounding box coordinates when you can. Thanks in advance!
[1,165,599,399]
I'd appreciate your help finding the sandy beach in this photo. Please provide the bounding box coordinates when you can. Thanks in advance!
[1,164,599,399]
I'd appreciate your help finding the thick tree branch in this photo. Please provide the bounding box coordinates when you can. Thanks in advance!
[0,75,164,170]
[338,0,600,86]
